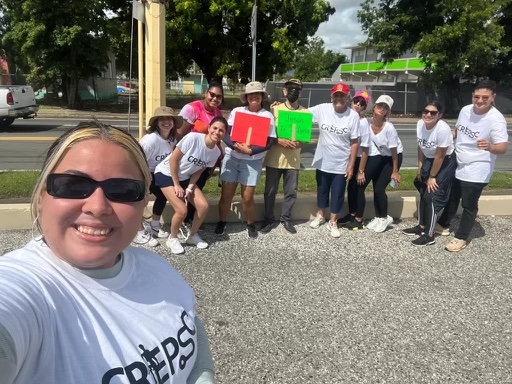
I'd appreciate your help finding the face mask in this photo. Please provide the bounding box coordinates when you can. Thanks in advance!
[286,88,301,103]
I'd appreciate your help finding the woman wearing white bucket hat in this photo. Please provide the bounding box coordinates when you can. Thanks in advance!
[215,81,276,239]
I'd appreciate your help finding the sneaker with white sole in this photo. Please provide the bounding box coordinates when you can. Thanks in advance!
[435,223,450,236]
[310,215,326,229]
[373,215,393,233]
[411,234,435,247]
[366,217,380,230]
[166,237,185,254]
[445,238,467,252]
[133,230,159,247]
[326,221,341,238]
[186,233,209,249]
[150,224,169,238]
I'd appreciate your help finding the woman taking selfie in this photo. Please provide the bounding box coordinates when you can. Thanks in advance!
[0,122,215,383]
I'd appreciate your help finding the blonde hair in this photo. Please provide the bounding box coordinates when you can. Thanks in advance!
[31,121,151,232]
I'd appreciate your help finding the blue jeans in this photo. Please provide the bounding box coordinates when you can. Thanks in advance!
[315,170,346,214]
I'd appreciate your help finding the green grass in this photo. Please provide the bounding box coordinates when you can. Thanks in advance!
[2,169,511,200]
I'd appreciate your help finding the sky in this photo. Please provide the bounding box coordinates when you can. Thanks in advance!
[314,0,367,58]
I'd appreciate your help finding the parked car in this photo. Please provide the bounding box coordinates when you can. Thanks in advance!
[0,85,39,128]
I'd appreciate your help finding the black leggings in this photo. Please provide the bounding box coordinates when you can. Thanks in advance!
[150,172,168,216]
[355,154,402,218]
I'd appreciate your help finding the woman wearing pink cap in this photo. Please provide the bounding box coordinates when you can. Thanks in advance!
[339,90,371,230]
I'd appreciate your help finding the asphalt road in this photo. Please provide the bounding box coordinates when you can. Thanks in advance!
[1,117,512,171]
[1,215,511,383]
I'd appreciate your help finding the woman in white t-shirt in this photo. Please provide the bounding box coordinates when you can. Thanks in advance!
[215,81,276,239]
[132,106,181,247]
[155,116,226,254]
[352,95,402,233]
[402,101,456,246]
[0,122,215,383]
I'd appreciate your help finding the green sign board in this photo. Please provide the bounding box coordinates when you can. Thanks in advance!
[277,110,313,143]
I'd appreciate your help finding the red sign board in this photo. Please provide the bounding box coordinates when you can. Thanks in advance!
[231,112,271,147]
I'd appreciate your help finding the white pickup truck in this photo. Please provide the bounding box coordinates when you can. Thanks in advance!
[0,85,39,129]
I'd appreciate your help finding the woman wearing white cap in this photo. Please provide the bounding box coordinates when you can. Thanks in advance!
[215,81,276,239]
[351,95,402,233]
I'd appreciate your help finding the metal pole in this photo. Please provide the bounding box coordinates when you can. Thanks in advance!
[251,1,257,81]
[138,20,144,139]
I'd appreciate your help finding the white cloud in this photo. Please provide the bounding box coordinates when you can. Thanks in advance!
[314,0,367,57]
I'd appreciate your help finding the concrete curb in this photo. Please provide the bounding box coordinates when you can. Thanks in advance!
[2,194,511,231]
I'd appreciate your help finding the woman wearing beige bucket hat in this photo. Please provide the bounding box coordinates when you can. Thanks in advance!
[132,106,183,247]
[215,81,276,239]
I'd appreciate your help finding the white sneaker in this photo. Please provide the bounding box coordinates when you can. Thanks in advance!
[366,218,379,230]
[166,237,185,254]
[186,233,209,249]
[133,230,159,247]
[326,220,341,238]
[374,215,393,233]
[310,215,326,229]
[150,223,169,238]
[179,222,191,239]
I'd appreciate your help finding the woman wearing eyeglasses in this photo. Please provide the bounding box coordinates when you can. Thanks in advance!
[0,122,216,383]
[402,101,456,246]
[339,90,371,230]
[177,81,225,235]
[155,116,227,254]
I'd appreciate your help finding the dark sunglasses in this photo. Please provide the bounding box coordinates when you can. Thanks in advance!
[422,109,439,116]
[46,174,146,202]
[208,90,222,100]
[352,100,367,107]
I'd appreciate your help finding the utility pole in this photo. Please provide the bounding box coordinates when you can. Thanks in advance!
[251,0,257,81]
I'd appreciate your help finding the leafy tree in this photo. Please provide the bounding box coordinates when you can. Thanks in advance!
[358,0,511,113]
[0,0,116,108]
[165,0,335,83]
[293,37,347,82]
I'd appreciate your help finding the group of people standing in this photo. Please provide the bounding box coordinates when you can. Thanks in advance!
[134,78,508,255]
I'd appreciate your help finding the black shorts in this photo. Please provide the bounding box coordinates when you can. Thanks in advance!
[154,172,190,189]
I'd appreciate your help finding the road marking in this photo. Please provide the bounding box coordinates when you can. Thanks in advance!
[0,137,58,141]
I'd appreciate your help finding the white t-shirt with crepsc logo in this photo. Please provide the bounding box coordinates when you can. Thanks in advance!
[368,121,400,157]
[309,103,360,174]
[155,132,221,181]
[0,240,196,384]
[416,119,454,159]
[455,105,508,183]
[139,132,177,172]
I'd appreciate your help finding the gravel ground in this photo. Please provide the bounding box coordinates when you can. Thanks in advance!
[1,215,511,383]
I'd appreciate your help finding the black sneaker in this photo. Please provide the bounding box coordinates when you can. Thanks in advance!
[411,234,435,247]
[345,219,365,230]
[214,221,226,235]
[337,213,354,226]
[259,220,274,233]
[247,223,258,239]
[402,225,424,236]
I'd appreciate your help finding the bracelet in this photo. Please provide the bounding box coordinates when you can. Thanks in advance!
[429,174,437,178]
[358,169,364,174]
